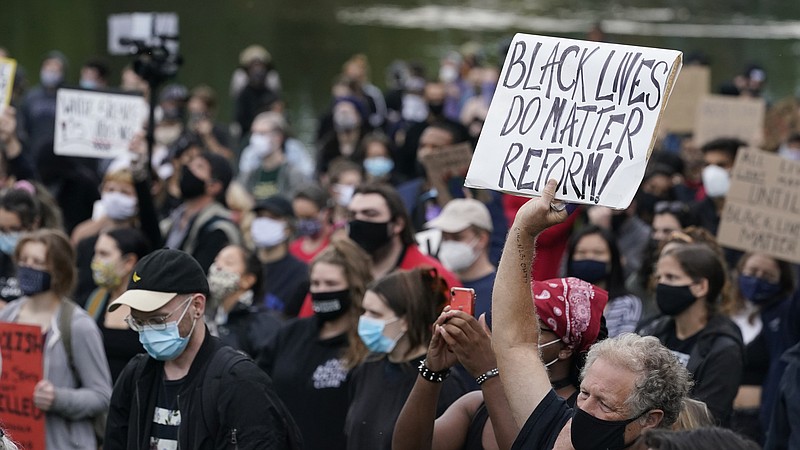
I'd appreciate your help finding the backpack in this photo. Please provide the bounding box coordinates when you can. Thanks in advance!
[202,346,304,449]
[58,299,108,446]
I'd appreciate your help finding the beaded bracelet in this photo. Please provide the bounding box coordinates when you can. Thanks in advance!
[417,359,451,383]
[476,367,500,385]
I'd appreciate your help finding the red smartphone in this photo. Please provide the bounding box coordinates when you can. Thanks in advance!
[450,287,476,316]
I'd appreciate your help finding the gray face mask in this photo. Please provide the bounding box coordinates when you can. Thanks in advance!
[40,69,63,88]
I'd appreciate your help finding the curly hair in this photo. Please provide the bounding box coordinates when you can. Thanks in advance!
[582,333,691,428]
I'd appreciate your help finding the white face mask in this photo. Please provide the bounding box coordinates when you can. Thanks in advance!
[437,238,479,272]
[251,217,287,248]
[439,65,459,84]
[778,144,800,161]
[701,165,731,198]
[100,191,138,220]
[402,93,429,122]
[249,133,274,158]
[333,184,356,207]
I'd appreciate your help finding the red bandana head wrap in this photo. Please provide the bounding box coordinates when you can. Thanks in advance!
[532,277,608,353]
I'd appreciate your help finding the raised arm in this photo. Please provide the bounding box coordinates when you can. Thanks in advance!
[491,179,567,427]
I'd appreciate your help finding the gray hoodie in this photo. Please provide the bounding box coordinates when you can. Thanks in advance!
[0,298,112,449]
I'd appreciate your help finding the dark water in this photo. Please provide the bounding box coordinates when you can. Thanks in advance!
[2,0,800,144]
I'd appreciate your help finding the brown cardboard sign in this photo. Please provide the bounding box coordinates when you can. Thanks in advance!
[694,95,766,148]
[661,65,710,134]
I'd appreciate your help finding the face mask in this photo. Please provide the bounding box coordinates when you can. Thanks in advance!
[569,259,610,284]
[538,337,562,368]
[364,157,395,178]
[358,315,402,353]
[701,165,730,198]
[738,275,782,305]
[348,219,392,253]
[333,111,360,132]
[439,65,459,83]
[427,102,445,117]
[402,94,429,122]
[296,218,323,237]
[91,259,123,290]
[161,106,183,122]
[311,289,351,322]
[17,266,52,296]
[179,165,207,200]
[40,69,62,88]
[0,232,21,256]
[249,133,274,158]
[154,125,182,146]
[778,145,800,161]
[571,406,642,450]
[655,283,697,316]
[437,239,479,272]
[79,79,98,90]
[207,263,241,307]
[100,191,138,220]
[251,217,287,248]
[334,184,355,207]
[138,297,198,361]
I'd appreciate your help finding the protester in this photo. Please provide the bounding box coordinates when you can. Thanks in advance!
[586,204,652,279]
[0,186,44,305]
[646,427,761,450]
[725,252,798,442]
[104,248,300,449]
[186,85,234,160]
[317,97,369,175]
[691,138,745,236]
[425,198,496,320]
[346,182,459,287]
[85,227,150,382]
[675,398,716,430]
[566,225,642,337]
[78,58,110,90]
[352,131,400,185]
[393,277,608,450]
[251,195,309,318]
[492,179,691,449]
[233,44,283,134]
[161,151,241,272]
[289,184,333,263]
[765,338,800,449]
[18,51,67,159]
[0,106,38,183]
[639,243,744,426]
[325,158,363,231]
[206,244,281,358]
[345,267,470,449]
[0,229,112,449]
[260,237,372,450]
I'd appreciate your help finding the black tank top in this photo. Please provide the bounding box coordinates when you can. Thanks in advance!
[464,402,491,450]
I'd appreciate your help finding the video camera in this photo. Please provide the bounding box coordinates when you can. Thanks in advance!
[108,13,182,86]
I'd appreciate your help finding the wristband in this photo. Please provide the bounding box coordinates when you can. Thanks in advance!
[418,359,451,383]
[476,367,500,385]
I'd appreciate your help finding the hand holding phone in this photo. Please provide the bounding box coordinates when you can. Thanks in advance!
[450,287,476,316]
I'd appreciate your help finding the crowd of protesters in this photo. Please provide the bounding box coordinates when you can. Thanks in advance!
[0,32,798,449]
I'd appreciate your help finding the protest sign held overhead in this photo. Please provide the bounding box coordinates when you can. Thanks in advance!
[465,33,682,209]
[661,65,710,134]
[0,323,45,450]
[694,94,766,148]
[54,88,147,159]
[718,148,800,264]
[0,57,16,110]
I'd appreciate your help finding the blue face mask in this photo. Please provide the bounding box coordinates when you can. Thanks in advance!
[17,266,52,296]
[358,315,403,353]
[0,232,21,256]
[738,275,782,305]
[138,297,198,361]
[296,218,323,237]
[363,156,395,178]
[568,259,609,284]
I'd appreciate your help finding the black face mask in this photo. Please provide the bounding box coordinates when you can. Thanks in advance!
[180,165,207,200]
[655,283,697,316]
[427,102,444,117]
[568,260,609,284]
[348,219,392,253]
[311,289,352,322]
[571,407,642,450]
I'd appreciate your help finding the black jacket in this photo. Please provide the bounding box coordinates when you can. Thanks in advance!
[638,314,744,426]
[765,341,800,450]
[105,329,298,449]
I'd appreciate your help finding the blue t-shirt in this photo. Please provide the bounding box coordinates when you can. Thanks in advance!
[463,271,496,326]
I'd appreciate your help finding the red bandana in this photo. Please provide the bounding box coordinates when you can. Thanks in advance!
[532,277,609,353]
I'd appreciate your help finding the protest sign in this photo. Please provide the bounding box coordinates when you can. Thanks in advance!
[54,88,147,158]
[0,323,45,450]
[0,57,17,110]
[420,142,473,181]
[465,33,682,209]
[660,65,710,134]
[718,148,800,264]
[693,94,765,148]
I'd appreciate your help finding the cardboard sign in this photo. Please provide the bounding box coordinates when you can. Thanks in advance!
[0,323,45,450]
[0,57,17,110]
[718,148,800,264]
[660,65,710,134]
[465,33,682,209]
[693,95,765,148]
[420,142,473,181]
[54,88,147,158]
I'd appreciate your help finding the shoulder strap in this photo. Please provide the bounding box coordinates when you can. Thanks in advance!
[201,347,246,433]
[85,288,110,322]
[58,299,78,379]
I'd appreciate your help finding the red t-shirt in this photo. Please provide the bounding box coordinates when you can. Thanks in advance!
[289,235,331,264]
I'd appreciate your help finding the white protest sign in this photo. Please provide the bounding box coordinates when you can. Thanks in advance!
[465,33,682,209]
[0,57,17,110]
[54,88,147,159]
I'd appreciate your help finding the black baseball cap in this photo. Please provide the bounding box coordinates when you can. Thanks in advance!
[108,249,210,313]
[253,195,294,219]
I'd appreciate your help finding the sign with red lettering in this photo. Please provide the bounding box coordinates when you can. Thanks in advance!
[718,148,800,263]
[465,33,682,209]
[0,322,46,450]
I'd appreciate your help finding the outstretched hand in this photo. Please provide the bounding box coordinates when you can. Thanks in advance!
[513,179,569,238]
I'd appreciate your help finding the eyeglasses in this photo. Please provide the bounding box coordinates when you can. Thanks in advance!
[125,295,193,332]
